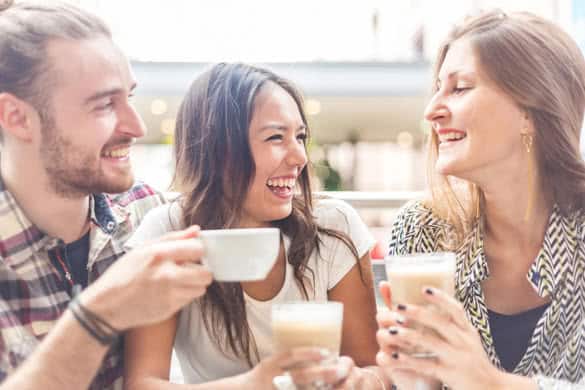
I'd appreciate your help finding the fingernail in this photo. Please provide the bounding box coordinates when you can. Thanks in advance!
[388,327,398,335]
[397,304,407,311]
[396,318,405,325]
[425,287,434,295]
[391,352,399,359]
[391,385,397,390]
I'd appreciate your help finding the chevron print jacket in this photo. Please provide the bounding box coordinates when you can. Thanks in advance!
[388,201,585,389]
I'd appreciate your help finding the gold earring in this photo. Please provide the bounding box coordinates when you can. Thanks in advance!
[472,183,481,220]
[521,133,534,222]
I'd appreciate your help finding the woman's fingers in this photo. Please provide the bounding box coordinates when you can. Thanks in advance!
[421,287,475,332]
[377,349,435,375]
[275,347,329,371]
[287,356,352,386]
[377,326,419,354]
[376,308,408,328]
[379,281,393,309]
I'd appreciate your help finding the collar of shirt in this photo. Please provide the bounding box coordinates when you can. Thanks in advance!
[0,176,128,270]
[455,204,580,299]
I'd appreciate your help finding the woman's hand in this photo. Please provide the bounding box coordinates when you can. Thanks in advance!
[245,347,329,389]
[247,349,386,389]
[287,356,387,389]
[376,283,506,390]
[376,281,441,389]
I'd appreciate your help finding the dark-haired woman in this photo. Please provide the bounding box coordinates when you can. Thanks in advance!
[123,63,385,389]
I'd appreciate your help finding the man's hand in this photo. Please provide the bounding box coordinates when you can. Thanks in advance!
[79,226,213,330]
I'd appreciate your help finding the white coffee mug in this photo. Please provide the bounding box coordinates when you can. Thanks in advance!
[199,227,280,281]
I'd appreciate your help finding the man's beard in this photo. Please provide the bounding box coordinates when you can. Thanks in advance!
[40,125,135,198]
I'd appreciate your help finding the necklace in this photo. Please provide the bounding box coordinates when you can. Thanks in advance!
[53,246,74,287]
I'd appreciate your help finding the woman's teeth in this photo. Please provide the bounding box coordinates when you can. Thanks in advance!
[267,178,296,188]
[440,132,466,142]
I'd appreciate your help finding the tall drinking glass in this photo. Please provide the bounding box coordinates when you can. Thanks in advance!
[271,302,344,390]
[385,252,456,390]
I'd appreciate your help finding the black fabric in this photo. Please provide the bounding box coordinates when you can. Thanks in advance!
[488,303,550,372]
[49,231,91,294]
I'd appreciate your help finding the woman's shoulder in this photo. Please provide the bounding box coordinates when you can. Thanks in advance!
[560,207,585,251]
[393,199,444,228]
[126,201,184,249]
[388,200,451,255]
[313,197,361,229]
[314,197,356,215]
[141,201,183,227]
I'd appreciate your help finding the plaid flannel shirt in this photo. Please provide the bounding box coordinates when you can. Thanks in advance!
[0,177,165,389]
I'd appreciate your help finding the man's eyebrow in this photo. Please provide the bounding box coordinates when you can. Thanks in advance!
[84,83,137,105]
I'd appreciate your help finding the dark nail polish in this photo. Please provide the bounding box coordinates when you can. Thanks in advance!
[388,327,398,335]
[397,304,407,311]
[391,385,397,390]
[425,287,434,295]
[396,318,405,325]
[392,352,399,359]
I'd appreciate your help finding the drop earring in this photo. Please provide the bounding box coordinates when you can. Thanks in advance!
[521,132,534,222]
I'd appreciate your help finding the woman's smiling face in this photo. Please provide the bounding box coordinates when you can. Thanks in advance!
[239,82,308,228]
[424,39,527,183]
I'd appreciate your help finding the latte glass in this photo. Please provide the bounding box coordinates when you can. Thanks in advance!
[271,302,343,390]
[385,252,456,390]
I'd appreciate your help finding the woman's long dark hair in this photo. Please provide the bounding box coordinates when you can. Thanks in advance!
[172,63,361,366]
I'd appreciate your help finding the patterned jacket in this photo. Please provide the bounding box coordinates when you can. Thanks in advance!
[0,178,166,389]
[388,201,585,389]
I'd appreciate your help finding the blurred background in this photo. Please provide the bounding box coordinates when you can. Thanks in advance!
[39,0,585,239]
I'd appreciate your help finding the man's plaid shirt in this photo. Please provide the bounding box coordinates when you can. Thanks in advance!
[0,177,165,389]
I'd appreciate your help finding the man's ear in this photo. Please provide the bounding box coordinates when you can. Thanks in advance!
[0,93,38,142]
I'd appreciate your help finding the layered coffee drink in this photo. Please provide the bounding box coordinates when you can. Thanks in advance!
[386,253,456,306]
[385,253,456,390]
[272,302,343,355]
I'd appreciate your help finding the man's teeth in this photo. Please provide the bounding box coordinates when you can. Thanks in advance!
[267,178,296,188]
[103,148,130,158]
[440,132,466,142]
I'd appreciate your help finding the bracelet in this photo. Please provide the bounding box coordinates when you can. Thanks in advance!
[68,295,120,346]
[362,368,387,390]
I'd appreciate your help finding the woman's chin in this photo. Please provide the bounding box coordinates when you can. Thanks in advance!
[435,162,456,177]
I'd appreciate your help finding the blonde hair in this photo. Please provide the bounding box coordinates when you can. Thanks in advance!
[425,10,585,246]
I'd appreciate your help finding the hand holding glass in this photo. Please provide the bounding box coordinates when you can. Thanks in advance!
[385,252,456,389]
[271,302,344,389]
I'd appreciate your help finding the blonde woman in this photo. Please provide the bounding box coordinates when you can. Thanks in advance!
[377,10,585,389]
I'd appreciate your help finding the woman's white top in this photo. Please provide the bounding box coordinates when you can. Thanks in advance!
[126,198,375,384]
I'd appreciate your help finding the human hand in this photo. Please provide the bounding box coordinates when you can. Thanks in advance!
[79,226,213,330]
[244,347,329,389]
[288,356,386,389]
[376,285,505,390]
[266,352,385,390]
[376,281,441,389]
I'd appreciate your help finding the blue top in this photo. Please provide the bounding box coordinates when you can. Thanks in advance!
[49,231,90,294]
[488,303,550,372]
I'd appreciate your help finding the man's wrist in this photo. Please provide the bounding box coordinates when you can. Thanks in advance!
[77,282,127,331]
[68,295,120,346]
